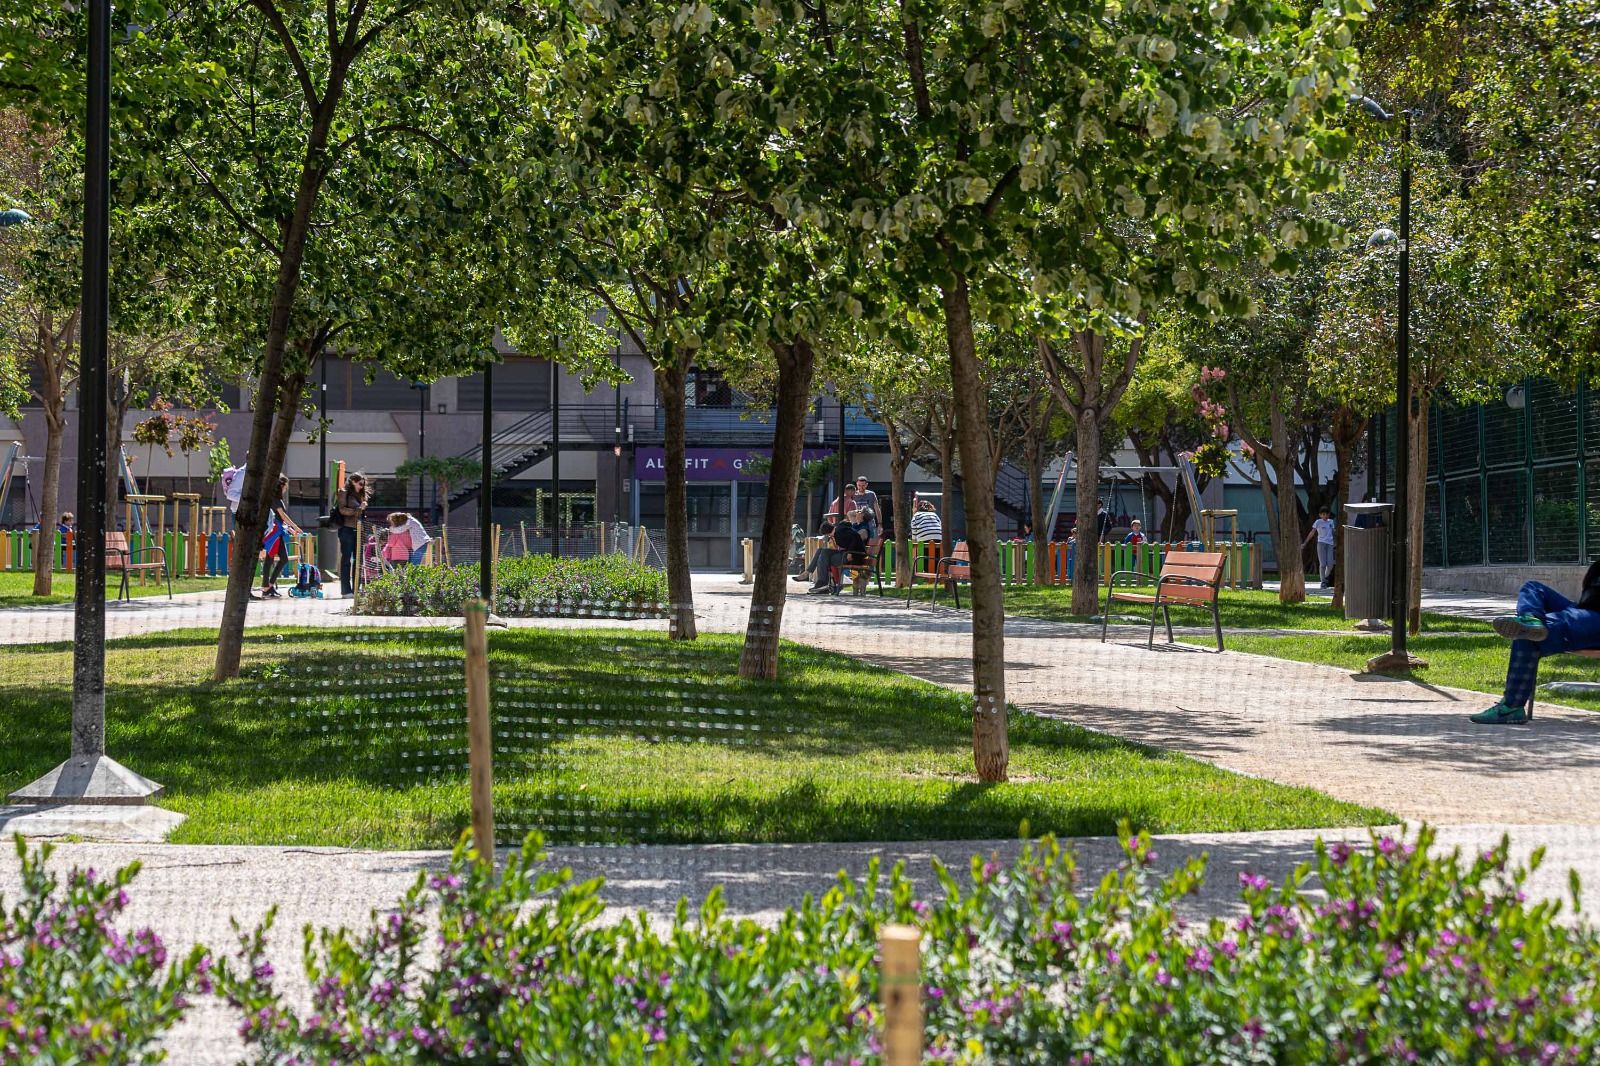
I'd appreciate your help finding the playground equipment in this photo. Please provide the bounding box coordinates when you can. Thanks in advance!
[1042,454,1186,541]
[123,494,167,588]
[170,493,203,576]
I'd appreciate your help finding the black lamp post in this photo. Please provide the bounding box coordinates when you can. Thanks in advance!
[9,0,165,805]
[412,381,427,513]
[1352,94,1426,672]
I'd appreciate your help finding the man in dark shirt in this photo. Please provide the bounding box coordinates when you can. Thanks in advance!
[803,510,868,595]
[1471,559,1600,725]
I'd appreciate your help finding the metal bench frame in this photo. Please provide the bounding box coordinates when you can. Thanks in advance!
[1100,550,1227,652]
[106,532,172,602]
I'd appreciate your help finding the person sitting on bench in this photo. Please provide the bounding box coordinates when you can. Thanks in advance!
[799,510,868,595]
[1471,559,1600,725]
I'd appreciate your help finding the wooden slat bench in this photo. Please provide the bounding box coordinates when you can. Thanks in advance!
[838,536,884,596]
[106,532,172,602]
[1100,549,1226,651]
[907,540,971,608]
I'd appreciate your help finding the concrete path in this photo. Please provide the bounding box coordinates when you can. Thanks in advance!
[2,824,1591,1065]
[682,575,1600,827]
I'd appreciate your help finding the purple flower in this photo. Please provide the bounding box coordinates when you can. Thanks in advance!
[1239,872,1269,892]
[1377,836,1400,856]
[1186,946,1213,972]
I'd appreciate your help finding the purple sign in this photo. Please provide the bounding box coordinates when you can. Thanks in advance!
[635,447,832,483]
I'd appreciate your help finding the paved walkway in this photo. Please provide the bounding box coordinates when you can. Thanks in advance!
[6,574,1599,1058]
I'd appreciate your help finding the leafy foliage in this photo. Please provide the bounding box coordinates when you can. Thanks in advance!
[355,555,668,617]
[0,839,206,1064]
[211,826,1600,1064]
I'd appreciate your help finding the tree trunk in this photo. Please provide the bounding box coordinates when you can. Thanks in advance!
[1406,393,1430,636]
[32,396,64,598]
[937,423,955,543]
[941,274,1007,783]
[31,323,66,598]
[886,421,913,587]
[1070,415,1103,616]
[1328,405,1364,613]
[657,357,697,641]
[739,337,815,680]
[214,61,351,681]
[106,369,130,523]
[1027,432,1047,585]
[1268,391,1306,604]
[1274,453,1306,604]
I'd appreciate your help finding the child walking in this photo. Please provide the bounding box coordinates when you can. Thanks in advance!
[1303,506,1336,589]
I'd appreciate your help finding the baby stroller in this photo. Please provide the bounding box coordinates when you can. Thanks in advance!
[288,561,325,599]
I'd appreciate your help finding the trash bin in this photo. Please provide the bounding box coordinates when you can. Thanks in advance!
[316,528,341,580]
[1342,502,1392,621]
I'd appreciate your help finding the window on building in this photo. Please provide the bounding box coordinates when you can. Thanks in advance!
[458,357,552,411]
[686,367,735,408]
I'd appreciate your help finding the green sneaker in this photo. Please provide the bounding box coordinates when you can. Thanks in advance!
[1492,615,1548,642]
[1469,703,1529,725]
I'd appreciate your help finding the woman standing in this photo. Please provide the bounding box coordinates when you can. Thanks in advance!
[260,474,301,597]
[335,472,369,596]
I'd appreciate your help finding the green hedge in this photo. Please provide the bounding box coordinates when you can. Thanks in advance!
[355,555,668,618]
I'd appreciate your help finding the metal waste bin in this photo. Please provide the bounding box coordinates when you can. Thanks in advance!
[316,528,341,581]
[1342,502,1392,621]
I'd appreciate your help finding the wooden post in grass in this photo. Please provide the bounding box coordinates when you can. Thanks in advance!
[879,924,922,1066]
[464,599,495,866]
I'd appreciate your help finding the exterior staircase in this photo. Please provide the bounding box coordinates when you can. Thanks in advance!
[444,410,552,513]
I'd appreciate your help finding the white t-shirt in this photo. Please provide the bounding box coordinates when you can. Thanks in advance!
[403,516,432,546]
[1312,517,1335,544]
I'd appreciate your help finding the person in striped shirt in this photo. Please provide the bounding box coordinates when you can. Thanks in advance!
[911,497,942,541]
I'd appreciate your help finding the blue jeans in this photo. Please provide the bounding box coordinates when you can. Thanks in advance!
[409,543,429,565]
[1502,581,1600,707]
[338,526,358,594]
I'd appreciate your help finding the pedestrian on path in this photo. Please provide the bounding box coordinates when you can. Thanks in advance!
[1471,559,1600,725]
[1304,506,1336,588]
[334,473,369,596]
[260,474,300,598]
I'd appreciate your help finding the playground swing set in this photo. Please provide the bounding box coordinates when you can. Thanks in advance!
[0,447,327,586]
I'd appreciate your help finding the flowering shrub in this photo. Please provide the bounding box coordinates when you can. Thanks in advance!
[1,838,205,1064]
[218,839,881,1063]
[355,555,667,618]
[219,827,1600,1065]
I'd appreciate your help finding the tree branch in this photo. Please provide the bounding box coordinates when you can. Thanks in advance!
[1035,335,1084,418]
[901,3,933,121]
[248,0,320,109]
[982,164,1022,219]
[329,123,469,168]
[179,148,283,256]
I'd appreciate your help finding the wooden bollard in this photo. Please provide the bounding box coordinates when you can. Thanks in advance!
[878,924,922,1066]
[740,537,754,584]
[464,599,495,867]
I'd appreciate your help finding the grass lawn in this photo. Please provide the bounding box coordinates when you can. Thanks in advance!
[0,570,228,607]
[0,628,1389,848]
[897,581,1488,633]
[1206,632,1600,714]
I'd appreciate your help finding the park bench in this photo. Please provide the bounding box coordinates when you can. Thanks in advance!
[105,531,172,601]
[1531,647,1600,720]
[906,540,971,608]
[1100,549,1226,652]
[837,536,884,596]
